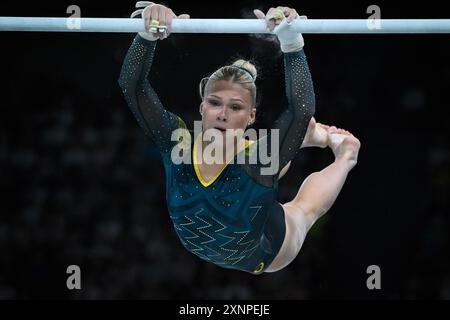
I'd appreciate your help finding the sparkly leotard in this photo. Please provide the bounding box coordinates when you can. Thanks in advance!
[119,35,315,274]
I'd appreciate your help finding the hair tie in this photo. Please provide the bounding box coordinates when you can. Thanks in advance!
[233,66,255,80]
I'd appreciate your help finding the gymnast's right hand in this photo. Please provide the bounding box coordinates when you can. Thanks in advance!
[131,1,190,41]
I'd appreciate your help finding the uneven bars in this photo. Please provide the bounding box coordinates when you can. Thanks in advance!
[1,17,450,33]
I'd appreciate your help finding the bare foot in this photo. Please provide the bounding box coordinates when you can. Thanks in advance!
[301,117,329,148]
[328,126,361,167]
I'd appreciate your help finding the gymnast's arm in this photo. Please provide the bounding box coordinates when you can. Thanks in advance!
[250,8,315,178]
[270,48,316,174]
[118,35,182,155]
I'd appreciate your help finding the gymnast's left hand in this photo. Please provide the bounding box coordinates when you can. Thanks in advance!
[253,6,307,52]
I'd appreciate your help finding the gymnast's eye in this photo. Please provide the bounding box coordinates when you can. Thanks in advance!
[207,99,221,106]
[230,104,243,111]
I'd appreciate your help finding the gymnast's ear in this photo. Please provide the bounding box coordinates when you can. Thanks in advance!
[199,103,204,116]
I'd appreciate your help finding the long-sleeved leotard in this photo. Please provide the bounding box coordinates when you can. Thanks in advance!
[119,35,315,274]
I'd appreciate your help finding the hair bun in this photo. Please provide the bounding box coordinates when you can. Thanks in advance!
[231,59,257,80]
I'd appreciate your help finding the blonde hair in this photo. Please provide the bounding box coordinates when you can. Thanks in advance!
[199,59,258,106]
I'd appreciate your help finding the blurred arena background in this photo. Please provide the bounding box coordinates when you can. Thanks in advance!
[0,0,449,299]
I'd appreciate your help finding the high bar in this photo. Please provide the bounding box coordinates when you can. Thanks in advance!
[1,17,450,33]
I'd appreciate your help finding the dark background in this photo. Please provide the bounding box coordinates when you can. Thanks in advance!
[0,0,449,299]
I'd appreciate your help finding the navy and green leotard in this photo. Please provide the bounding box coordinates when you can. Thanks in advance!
[118,35,315,274]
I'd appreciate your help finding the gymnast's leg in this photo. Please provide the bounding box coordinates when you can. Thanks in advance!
[278,117,329,179]
[266,126,361,272]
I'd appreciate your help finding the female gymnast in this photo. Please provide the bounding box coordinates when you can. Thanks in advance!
[118,2,361,274]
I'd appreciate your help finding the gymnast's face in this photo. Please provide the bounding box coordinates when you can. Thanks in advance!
[200,80,256,136]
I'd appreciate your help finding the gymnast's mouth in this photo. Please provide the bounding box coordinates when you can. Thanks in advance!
[213,127,227,133]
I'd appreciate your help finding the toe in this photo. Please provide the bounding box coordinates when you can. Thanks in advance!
[328,129,338,135]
